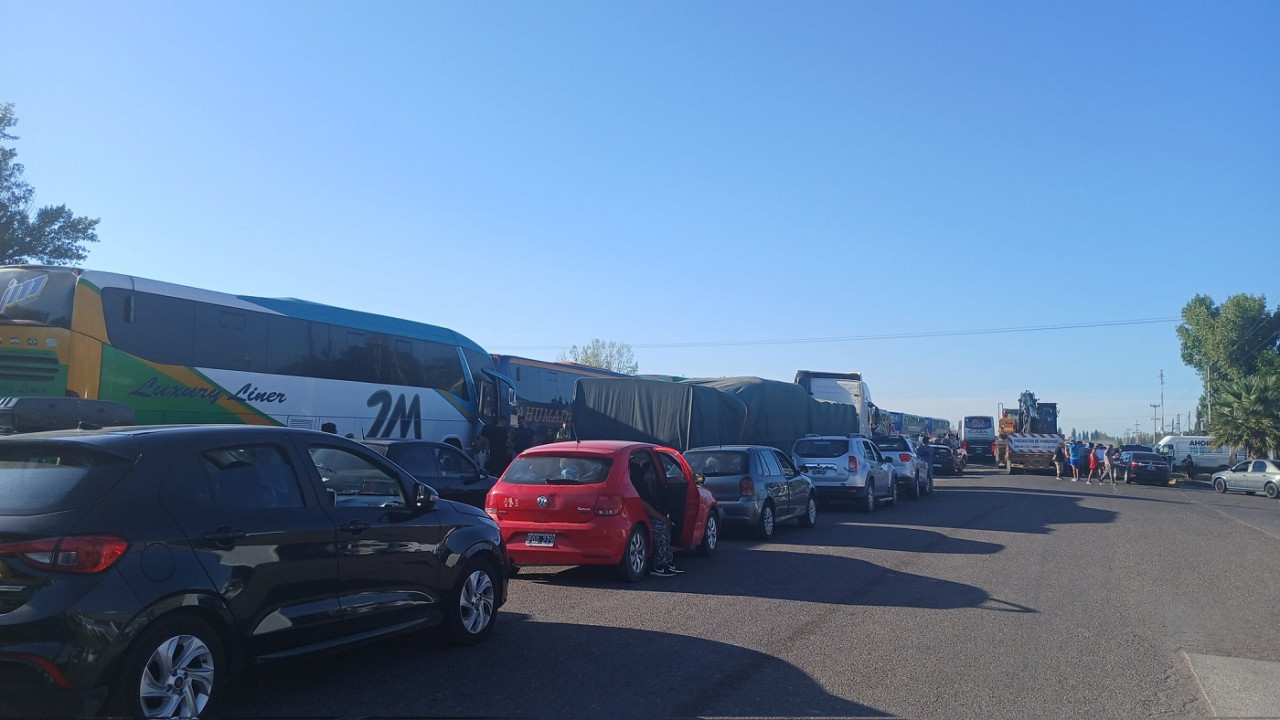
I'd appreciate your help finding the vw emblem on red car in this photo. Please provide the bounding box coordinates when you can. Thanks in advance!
[537,496,549,508]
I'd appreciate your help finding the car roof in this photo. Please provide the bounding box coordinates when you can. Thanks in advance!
[517,440,668,456]
[0,424,352,450]
[686,445,764,452]
[360,439,453,448]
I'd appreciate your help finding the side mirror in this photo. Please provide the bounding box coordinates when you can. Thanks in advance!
[325,488,338,507]
[414,482,440,511]
[695,473,706,485]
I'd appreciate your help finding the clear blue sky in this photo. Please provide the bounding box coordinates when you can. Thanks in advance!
[7,1,1279,438]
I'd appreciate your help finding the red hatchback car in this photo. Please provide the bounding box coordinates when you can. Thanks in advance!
[485,441,720,581]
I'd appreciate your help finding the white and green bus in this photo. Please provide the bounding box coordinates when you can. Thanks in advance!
[0,265,514,446]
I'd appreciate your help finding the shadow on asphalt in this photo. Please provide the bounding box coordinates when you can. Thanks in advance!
[520,549,1034,614]
[818,487,1121,535]
[763,523,1004,554]
[222,614,886,719]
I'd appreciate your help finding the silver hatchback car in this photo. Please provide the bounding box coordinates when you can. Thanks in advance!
[685,445,817,540]
[1211,459,1280,498]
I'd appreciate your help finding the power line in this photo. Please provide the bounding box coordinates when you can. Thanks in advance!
[497,316,1180,352]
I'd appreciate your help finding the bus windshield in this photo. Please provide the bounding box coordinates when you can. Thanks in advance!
[0,268,77,328]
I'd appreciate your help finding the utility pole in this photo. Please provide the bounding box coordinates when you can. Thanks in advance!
[1160,370,1165,433]
[1150,403,1160,441]
[1205,366,1212,430]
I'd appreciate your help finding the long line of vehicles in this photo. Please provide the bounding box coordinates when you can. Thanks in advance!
[0,264,983,719]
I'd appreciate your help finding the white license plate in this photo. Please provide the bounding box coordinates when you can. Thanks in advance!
[526,533,555,547]
[810,467,827,476]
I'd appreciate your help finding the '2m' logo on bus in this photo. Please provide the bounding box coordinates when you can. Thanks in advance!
[367,390,422,439]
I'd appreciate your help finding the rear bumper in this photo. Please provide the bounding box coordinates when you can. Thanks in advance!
[813,485,868,502]
[717,498,763,528]
[0,654,107,718]
[501,520,632,567]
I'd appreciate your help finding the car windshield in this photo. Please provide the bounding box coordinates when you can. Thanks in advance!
[0,444,134,515]
[793,439,849,458]
[685,450,748,477]
[502,455,612,485]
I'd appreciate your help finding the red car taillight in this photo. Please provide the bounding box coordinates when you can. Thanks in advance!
[848,456,859,473]
[594,494,624,516]
[899,453,912,463]
[1131,462,1140,468]
[0,535,128,574]
[739,477,756,496]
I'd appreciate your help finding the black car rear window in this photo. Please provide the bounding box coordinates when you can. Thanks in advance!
[0,445,134,515]
[793,439,849,458]
[685,451,748,477]
[874,437,910,451]
[502,456,612,485]
[1128,452,1164,462]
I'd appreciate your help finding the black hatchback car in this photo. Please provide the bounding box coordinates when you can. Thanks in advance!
[362,439,497,508]
[0,425,507,718]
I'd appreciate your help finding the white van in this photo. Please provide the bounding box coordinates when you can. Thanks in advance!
[1153,435,1241,472]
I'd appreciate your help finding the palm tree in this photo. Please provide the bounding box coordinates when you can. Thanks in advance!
[1209,374,1280,459]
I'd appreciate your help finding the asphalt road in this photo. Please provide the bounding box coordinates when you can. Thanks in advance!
[221,466,1280,719]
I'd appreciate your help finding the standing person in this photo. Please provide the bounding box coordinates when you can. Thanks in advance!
[512,417,535,456]
[1085,444,1101,483]
[1052,443,1067,480]
[630,463,681,577]
[1183,453,1195,479]
[554,420,574,442]
[1068,440,1085,481]
[470,434,491,474]
[917,436,934,483]
[1100,445,1116,484]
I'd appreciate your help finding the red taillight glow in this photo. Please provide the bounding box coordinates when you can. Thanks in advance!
[1131,462,1140,468]
[594,494,624,516]
[899,453,912,462]
[848,456,859,473]
[0,535,129,574]
[739,477,756,496]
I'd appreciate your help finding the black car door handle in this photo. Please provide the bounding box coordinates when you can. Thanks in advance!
[339,520,370,534]
[201,527,247,546]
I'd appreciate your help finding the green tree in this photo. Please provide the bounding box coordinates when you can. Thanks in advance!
[1,103,99,265]
[559,339,639,375]
[1209,375,1280,459]
[1176,293,1280,419]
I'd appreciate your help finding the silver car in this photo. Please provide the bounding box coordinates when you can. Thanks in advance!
[873,434,932,499]
[1211,459,1280,498]
[685,445,817,540]
[791,435,896,512]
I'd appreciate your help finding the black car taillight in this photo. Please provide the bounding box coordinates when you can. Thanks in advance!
[0,535,128,574]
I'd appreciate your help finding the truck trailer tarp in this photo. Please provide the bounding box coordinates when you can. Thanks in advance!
[683,376,858,451]
[570,377,748,451]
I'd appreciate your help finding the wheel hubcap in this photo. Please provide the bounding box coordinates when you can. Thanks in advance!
[808,499,817,522]
[629,533,646,574]
[763,508,774,535]
[138,634,214,719]
[458,570,495,634]
[706,517,718,550]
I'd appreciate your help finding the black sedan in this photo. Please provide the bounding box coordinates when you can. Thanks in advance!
[1119,451,1172,485]
[0,425,506,719]
[362,439,497,508]
[930,444,964,476]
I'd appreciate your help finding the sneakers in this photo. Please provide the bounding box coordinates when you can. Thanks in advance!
[650,566,677,577]
[667,565,685,574]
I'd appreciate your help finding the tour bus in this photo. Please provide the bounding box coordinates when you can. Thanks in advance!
[492,354,630,441]
[0,266,515,446]
[962,415,997,464]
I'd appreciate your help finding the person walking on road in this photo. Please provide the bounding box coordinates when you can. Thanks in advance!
[916,436,934,483]
[1053,443,1067,480]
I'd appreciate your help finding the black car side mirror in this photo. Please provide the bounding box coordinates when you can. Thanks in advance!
[414,482,440,511]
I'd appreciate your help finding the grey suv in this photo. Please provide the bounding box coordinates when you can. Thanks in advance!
[685,445,817,540]
[791,435,896,512]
